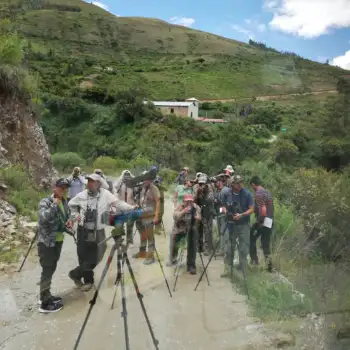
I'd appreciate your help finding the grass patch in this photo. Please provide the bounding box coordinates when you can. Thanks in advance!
[0,248,21,264]
[230,268,313,322]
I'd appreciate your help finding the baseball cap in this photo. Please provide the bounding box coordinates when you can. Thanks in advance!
[231,175,244,184]
[86,173,109,189]
[198,174,208,184]
[183,194,194,202]
[55,178,70,188]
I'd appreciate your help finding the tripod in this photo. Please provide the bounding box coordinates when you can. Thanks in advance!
[194,222,249,299]
[172,232,210,292]
[73,237,160,350]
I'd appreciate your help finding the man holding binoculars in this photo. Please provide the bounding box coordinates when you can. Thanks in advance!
[220,175,254,277]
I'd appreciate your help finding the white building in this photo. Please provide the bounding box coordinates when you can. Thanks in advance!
[144,98,199,119]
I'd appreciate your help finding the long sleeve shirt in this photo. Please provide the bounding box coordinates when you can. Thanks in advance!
[68,188,134,230]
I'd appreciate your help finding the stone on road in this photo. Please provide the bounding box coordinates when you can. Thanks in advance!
[0,200,272,350]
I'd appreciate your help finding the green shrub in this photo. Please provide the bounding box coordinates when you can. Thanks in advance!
[158,168,178,185]
[52,152,85,173]
[0,166,47,217]
[92,156,127,175]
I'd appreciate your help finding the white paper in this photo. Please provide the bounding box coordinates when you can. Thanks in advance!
[263,217,273,228]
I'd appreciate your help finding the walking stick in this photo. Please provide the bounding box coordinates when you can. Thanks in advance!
[17,229,37,272]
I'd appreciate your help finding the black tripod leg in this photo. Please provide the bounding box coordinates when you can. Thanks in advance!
[161,220,166,238]
[173,248,184,292]
[17,231,37,272]
[198,252,210,286]
[111,248,123,310]
[120,253,130,350]
[124,253,159,350]
[73,243,118,350]
[194,239,221,291]
[154,247,172,297]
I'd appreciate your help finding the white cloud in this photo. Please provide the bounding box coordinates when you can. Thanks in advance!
[92,1,109,11]
[265,0,350,38]
[169,16,195,27]
[232,18,267,40]
[264,0,279,9]
[231,24,255,40]
[331,50,350,69]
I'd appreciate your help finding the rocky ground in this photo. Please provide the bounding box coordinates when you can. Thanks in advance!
[0,198,37,272]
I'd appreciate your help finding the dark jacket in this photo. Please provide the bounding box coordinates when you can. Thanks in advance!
[37,196,69,247]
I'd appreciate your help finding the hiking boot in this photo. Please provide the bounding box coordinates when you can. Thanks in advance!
[38,300,63,314]
[38,295,62,306]
[143,257,155,265]
[80,283,94,292]
[69,271,84,288]
[188,267,197,275]
[251,258,259,265]
[132,251,147,259]
[267,261,273,273]
[220,266,231,278]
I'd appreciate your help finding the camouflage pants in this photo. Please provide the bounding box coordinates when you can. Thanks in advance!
[113,220,135,243]
[224,223,250,268]
[199,216,213,252]
[136,220,155,253]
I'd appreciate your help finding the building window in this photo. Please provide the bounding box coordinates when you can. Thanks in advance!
[170,108,174,114]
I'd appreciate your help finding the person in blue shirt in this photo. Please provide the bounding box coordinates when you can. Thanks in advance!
[220,175,254,277]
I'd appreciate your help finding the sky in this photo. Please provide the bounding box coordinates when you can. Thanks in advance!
[88,0,350,70]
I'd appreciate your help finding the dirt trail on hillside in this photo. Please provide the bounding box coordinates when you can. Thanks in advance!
[0,199,278,350]
[201,89,338,103]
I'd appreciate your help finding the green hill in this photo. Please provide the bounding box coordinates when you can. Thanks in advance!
[0,0,346,99]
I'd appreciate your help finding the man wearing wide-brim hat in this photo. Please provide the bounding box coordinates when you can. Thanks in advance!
[67,173,136,291]
[220,174,254,277]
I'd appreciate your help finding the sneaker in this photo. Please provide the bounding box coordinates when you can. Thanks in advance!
[188,267,197,275]
[132,251,147,259]
[69,271,84,288]
[80,283,93,292]
[39,300,63,313]
[38,295,62,305]
[143,258,155,265]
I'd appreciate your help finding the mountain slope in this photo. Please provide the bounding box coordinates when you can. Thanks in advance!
[0,0,346,99]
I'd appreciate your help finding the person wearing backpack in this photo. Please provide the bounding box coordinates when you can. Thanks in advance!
[220,175,254,277]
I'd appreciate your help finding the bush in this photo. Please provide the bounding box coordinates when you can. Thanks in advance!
[158,168,178,185]
[0,166,47,217]
[92,156,127,175]
[52,152,85,173]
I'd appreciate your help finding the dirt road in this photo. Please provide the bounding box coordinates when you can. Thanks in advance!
[200,89,338,103]
[0,200,273,350]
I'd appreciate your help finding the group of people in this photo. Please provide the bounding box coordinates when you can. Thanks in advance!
[36,167,164,314]
[169,165,274,278]
[36,164,273,315]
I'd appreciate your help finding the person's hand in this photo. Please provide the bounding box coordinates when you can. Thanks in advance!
[153,217,159,225]
[221,207,227,214]
[54,197,61,205]
[66,220,73,229]
[233,213,242,221]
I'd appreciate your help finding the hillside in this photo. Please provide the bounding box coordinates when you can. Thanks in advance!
[0,0,346,99]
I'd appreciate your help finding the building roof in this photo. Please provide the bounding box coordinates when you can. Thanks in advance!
[144,101,194,107]
[197,117,227,123]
